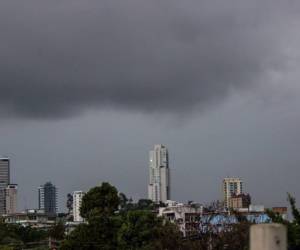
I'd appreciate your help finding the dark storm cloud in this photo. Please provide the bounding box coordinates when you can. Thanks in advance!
[0,0,299,118]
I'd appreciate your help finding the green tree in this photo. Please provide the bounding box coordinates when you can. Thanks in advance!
[60,223,92,250]
[145,219,184,250]
[266,208,285,224]
[80,182,120,220]
[49,221,65,240]
[136,199,155,210]
[0,222,48,249]
[117,210,160,249]
[61,183,122,250]
[16,225,47,244]
[61,216,122,250]
[117,210,183,250]
[288,193,300,224]
[287,193,300,248]
[61,183,185,250]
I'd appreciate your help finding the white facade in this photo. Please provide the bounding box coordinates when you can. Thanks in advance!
[38,186,44,210]
[5,184,18,214]
[223,177,243,208]
[73,191,85,222]
[148,145,170,203]
[249,204,265,212]
[159,201,203,237]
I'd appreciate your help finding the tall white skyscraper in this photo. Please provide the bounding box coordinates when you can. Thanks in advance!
[148,144,170,203]
[0,157,10,215]
[73,191,85,222]
[223,177,243,208]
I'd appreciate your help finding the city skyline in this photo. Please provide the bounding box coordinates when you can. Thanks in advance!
[0,149,291,213]
[1,0,300,211]
[0,152,265,215]
[0,132,297,212]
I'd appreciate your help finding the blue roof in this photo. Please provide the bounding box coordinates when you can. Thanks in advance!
[200,213,270,225]
[246,214,270,224]
[199,213,271,233]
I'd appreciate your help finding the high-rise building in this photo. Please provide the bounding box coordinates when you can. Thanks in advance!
[5,184,18,214]
[73,191,85,222]
[223,177,243,208]
[38,182,57,215]
[0,157,10,215]
[148,144,170,203]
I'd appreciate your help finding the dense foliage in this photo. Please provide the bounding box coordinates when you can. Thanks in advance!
[0,222,48,249]
[61,182,252,250]
[80,183,120,219]
[61,182,183,250]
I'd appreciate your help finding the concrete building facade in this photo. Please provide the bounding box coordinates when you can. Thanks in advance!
[228,193,251,210]
[159,201,203,237]
[5,184,18,214]
[223,177,243,208]
[0,157,10,215]
[73,191,85,222]
[148,144,170,203]
[4,209,56,228]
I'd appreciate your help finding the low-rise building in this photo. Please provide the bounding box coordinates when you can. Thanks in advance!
[158,200,203,237]
[3,209,56,228]
[228,193,251,210]
[249,204,265,213]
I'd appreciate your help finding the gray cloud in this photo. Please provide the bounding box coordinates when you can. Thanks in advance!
[0,0,299,118]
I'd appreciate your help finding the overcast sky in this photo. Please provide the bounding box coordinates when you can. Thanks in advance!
[1,0,300,211]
